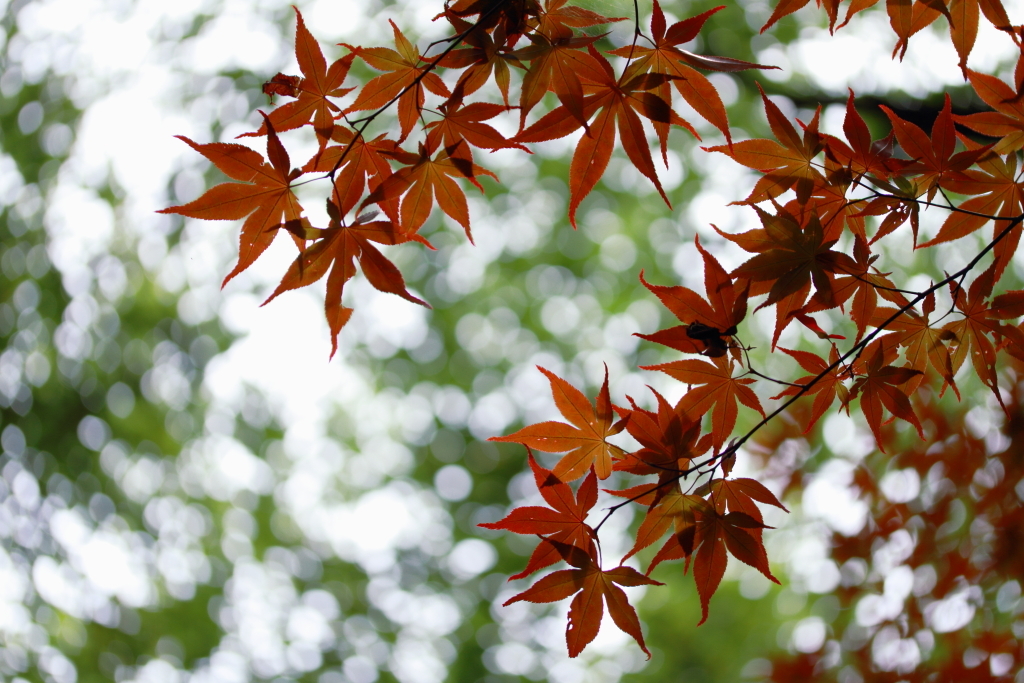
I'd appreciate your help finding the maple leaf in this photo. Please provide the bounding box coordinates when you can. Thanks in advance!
[504,542,662,657]
[424,87,528,171]
[848,345,924,450]
[918,140,1023,280]
[692,508,778,625]
[479,453,598,579]
[731,205,856,312]
[802,235,908,341]
[957,61,1024,154]
[942,264,1024,408]
[263,202,428,358]
[854,183,922,245]
[516,46,690,226]
[705,477,789,519]
[868,293,958,396]
[490,366,627,481]
[435,20,522,104]
[616,486,709,568]
[771,346,849,432]
[159,116,302,287]
[304,126,402,223]
[705,85,825,205]
[643,355,765,451]
[608,3,777,151]
[343,21,451,142]
[612,387,709,478]
[638,236,749,357]
[883,0,1013,73]
[534,0,624,41]
[240,8,354,149]
[880,95,991,203]
[361,140,498,240]
[511,32,606,131]
[822,90,906,182]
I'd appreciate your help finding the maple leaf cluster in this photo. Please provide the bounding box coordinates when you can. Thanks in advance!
[160,0,772,356]
[482,10,1024,661]
[160,0,1024,666]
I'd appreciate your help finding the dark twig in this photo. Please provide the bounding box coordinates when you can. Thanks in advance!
[591,212,1024,534]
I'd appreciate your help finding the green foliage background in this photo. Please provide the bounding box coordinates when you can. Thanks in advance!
[0,0,1015,682]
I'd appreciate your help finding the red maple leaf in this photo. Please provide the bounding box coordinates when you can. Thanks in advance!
[692,508,777,624]
[848,344,924,450]
[638,235,749,357]
[479,453,597,579]
[881,95,991,204]
[504,542,662,657]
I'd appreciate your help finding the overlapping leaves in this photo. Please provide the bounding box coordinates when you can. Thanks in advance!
[166,0,1024,661]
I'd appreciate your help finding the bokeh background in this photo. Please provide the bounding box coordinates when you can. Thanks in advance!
[1,0,1021,682]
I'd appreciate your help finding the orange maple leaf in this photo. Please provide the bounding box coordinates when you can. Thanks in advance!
[343,20,451,142]
[361,141,498,240]
[608,2,776,152]
[159,116,302,287]
[957,63,1024,154]
[264,202,428,358]
[304,126,402,222]
[240,8,354,148]
[704,84,825,205]
[490,366,627,481]
[517,47,688,226]
[643,355,765,451]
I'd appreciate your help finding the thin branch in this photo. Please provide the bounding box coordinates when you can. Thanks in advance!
[590,211,1024,534]
[323,2,509,183]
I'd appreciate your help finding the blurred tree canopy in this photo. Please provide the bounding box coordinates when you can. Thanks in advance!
[1,0,1023,683]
